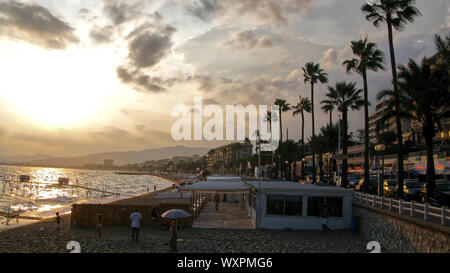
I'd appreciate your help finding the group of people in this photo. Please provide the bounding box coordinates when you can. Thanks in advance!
[55,207,178,252]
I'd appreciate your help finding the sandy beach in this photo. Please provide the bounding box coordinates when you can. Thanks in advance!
[0,213,369,253]
[0,176,371,253]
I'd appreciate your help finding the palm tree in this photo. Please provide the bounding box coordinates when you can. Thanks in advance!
[274,99,291,178]
[326,82,364,188]
[292,96,312,179]
[397,57,450,201]
[320,99,335,127]
[362,0,421,198]
[292,96,312,158]
[274,99,291,144]
[302,62,328,184]
[343,36,385,193]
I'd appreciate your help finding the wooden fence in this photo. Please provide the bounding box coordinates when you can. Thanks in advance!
[353,192,450,226]
[70,203,193,228]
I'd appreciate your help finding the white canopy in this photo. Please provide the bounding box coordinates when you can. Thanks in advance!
[180,181,250,193]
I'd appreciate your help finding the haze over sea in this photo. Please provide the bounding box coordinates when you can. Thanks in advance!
[0,165,172,219]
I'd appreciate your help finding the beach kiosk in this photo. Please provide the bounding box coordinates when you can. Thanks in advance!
[180,176,353,230]
[244,179,353,230]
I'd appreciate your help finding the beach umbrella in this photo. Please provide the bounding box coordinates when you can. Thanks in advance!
[161,209,192,231]
[161,209,191,219]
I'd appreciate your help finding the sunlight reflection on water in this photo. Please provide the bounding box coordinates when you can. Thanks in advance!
[0,165,172,217]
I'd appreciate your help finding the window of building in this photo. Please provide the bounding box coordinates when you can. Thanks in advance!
[307,197,324,216]
[266,195,284,215]
[266,195,302,216]
[307,196,344,217]
[284,196,303,216]
[326,197,343,217]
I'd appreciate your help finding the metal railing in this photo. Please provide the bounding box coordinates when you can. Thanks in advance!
[353,192,450,227]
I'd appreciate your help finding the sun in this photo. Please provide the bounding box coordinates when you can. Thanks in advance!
[0,43,116,126]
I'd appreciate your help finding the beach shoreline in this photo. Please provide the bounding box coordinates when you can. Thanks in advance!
[0,175,180,233]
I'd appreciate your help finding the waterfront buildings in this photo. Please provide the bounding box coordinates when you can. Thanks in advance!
[206,139,253,174]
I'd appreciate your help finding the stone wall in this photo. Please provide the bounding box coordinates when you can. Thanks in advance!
[353,205,449,253]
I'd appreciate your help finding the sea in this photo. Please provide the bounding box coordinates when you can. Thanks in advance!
[0,165,173,219]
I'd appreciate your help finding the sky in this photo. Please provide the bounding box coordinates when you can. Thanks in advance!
[0,0,448,157]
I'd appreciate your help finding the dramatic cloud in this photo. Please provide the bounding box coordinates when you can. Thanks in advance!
[102,0,145,25]
[89,25,114,45]
[224,30,274,49]
[0,2,79,49]
[128,30,174,68]
[186,0,317,26]
[116,66,166,93]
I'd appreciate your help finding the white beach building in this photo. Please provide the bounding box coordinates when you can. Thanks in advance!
[243,180,353,230]
[180,176,353,230]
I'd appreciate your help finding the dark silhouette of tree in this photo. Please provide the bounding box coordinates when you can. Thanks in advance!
[326,82,364,188]
[362,0,421,198]
[343,36,385,193]
[302,62,328,184]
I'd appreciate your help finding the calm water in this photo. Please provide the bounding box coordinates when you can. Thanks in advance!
[0,165,172,218]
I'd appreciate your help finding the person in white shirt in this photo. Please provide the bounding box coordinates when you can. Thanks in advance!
[130,209,143,241]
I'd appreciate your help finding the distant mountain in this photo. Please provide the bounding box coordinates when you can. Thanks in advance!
[3,146,209,167]
[0,154,53,164]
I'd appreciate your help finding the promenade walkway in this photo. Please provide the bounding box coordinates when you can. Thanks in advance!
[193,202,254,229]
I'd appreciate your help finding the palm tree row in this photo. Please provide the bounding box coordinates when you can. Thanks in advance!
[267,1,447,202]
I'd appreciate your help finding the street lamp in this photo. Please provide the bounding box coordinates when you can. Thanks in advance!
[374,144,386,196]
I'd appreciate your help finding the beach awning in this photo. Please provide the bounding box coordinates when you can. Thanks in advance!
[180,181,250,193]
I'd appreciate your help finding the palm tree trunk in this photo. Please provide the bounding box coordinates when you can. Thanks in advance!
[387,18,405,198]
[424,119,437,201]
[279,109,283,179]
[329,110,332,127]
[363,70,370,194]
[301,111,305,155]
[301,111,305,180]
[311,83,316,184]
[342,110,349,188]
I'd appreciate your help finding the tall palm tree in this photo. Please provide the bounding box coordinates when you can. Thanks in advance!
[397,57,450,201]
[274,99,291,179]
[292,96,312,158]
[302,62,328,184]
[343,36,385,193]
[320,99,335,127]
[362,0,421,198]
[292,96,312,179]
[274,99,291,144]
[326,82,364,188]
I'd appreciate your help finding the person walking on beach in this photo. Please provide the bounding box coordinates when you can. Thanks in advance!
[130,209,143,242]
[169,220,177,253]
[321,205,332,234]
[55,212,64,233]
[96,213,102,240]
[214,193,220,211]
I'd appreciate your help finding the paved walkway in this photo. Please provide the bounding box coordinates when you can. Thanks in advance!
[193,201,254,229]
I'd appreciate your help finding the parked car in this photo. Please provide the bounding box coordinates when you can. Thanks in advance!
[355,176,379,194]
[335,176,360,188]
[402,179,425,201]
[420,181,450,207]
